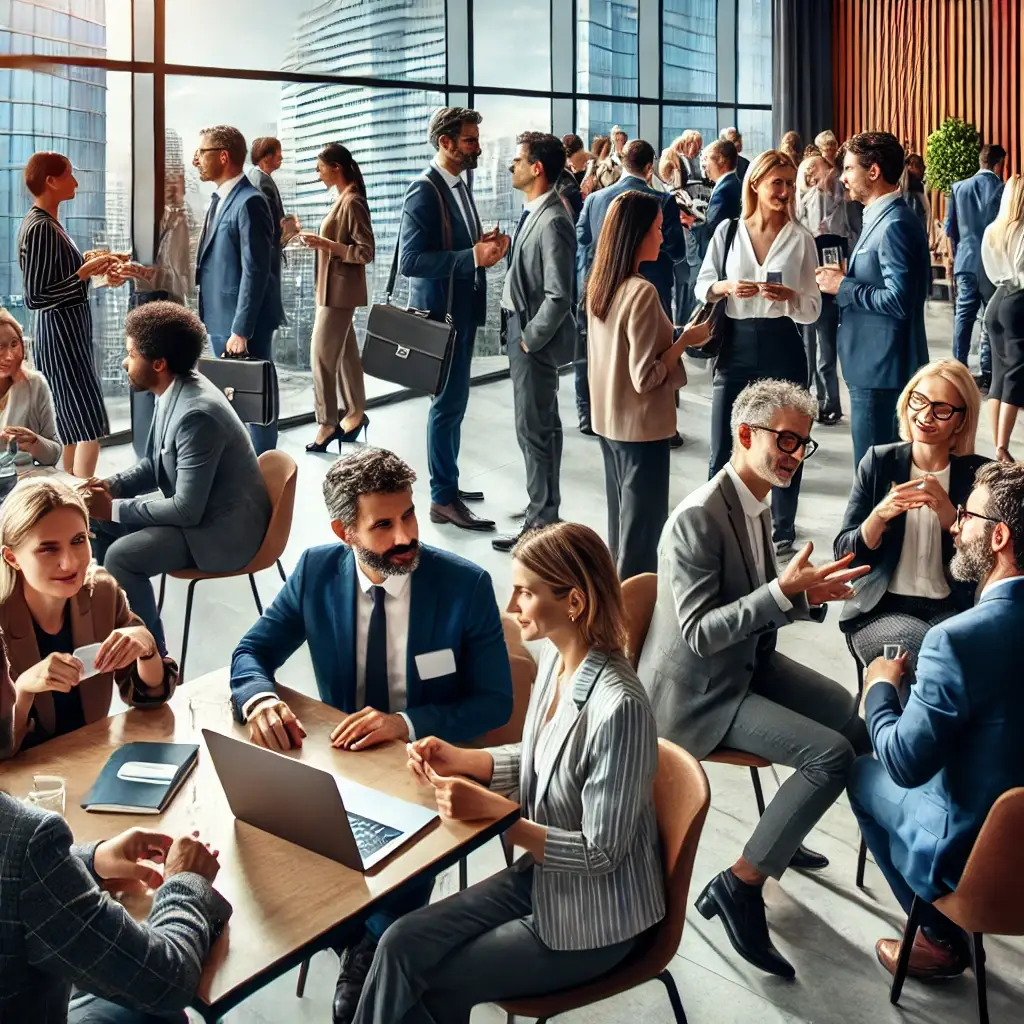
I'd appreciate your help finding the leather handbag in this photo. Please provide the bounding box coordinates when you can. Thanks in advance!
[684,217,740,361]
[363,178,456,396]
[198,355,276,425]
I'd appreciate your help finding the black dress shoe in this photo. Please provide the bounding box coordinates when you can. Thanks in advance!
[333,932,378,1024]
[578,422,595,436]
[670,431,685,449]
[788,844,829,871]
[429,498,496,531]
[695,870,796,978]
[458,488,485,502]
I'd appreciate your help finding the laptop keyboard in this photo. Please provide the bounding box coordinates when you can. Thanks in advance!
[348,812,402,858]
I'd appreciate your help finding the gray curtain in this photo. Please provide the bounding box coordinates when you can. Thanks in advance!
[772,0,834,149]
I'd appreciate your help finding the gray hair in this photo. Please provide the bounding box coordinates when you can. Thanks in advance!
[720,126,741,143]
[322,448,417,527]
[428,106,482,151]
[815,130,838,149]
[730,379,817,438]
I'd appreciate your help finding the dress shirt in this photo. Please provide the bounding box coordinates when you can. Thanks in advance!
[696,218,821,324]
[431,158,480,245]
[723,463,793,613]
[888,463,952,600]
[111,387,171,524]
[981,212,1024,291]
[859,188,901,233]
[981,574,1023,599]
[210,172,245,227]
[501,188,552,310]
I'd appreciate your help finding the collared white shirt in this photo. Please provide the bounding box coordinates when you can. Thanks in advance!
[888,463,952,600]
[981,575,1022,599]
[723,463,793,613]
[860,188,902,231]
[431,157,479,240]
[501,187,553,310]
[210,172,246,226]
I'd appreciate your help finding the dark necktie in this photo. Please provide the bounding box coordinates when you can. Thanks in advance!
[453,180,480,242]
[513,208,530,247]
[199,192,220,254]
[364,585,390,713]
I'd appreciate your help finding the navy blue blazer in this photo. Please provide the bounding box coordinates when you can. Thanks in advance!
[864,577,1024,902]
[195,177,279,339]
[229,543,513,743]
[398,166,486,331]
[944,170,1004,276]
[692,170,742,259]
[835,196,930,390]
[575,173,685,315]
[834,442,989,625]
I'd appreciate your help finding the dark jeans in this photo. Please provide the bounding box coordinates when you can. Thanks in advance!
[428,323,476,505]
[673,259,694,327]
[573,315,590,428]
[802,295,841,416]
[953,270,982,366]
[365,875,435,943]
[208,325,279,454]
[709,317,806,544]
[598,435,670,579]
[848,385,901,471]
[848,755,966,950]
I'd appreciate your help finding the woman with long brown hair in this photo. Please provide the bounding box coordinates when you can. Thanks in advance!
[581,135,611,197]
[587,189,706,577]
[351,522,663,1024]
[300,143,375,451]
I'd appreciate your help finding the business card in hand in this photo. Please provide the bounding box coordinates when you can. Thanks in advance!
[73,642,104,681]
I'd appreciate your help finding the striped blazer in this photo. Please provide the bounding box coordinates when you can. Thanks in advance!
[488,643,665,951]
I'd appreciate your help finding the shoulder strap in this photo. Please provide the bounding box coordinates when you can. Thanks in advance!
[718,218,740,281]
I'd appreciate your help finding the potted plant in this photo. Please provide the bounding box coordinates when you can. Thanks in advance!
[924,117,980,194]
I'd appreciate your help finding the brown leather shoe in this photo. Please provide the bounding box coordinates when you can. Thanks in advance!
[875,931,969,982]
[429,499,496,532]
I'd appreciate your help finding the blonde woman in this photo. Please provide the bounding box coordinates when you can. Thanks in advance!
[0,479,176,757]
[834,359,987,668]
[0,309,61,465]
[981,174,1024,461]
[779,130,803,168]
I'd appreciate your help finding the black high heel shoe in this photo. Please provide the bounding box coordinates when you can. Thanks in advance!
[337,414,370,444]
[305,427,343,453]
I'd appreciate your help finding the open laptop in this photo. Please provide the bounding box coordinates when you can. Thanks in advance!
[202,729,438,870]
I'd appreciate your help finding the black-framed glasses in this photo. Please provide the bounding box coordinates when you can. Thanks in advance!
[748,425,819,458]
[955,504,1003,530]
[194,146,227,155]
[908,390,966,421]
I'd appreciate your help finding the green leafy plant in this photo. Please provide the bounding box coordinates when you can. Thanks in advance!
[924,117,980,194]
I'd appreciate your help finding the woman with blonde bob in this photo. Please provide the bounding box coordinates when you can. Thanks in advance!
[0,479,177,757]
[351,522,664,1024]
[834,359,987,669]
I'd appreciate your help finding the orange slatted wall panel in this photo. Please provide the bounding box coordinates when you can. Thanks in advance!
[832,0,1023,178]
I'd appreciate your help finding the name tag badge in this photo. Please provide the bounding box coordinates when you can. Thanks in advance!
[415,648,456,680]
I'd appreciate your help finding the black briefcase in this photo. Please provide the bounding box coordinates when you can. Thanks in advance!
[198,355,276,426]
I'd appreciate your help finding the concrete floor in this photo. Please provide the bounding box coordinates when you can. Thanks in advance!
[94,301,1024,1023]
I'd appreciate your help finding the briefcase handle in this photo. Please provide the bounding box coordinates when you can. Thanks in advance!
[385,173,456,324]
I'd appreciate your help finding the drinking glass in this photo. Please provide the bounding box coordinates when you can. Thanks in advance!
[25,775,67,816]
[821,245,843,267]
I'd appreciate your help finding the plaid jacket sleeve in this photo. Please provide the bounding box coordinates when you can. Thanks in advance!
[22,813,231,1012]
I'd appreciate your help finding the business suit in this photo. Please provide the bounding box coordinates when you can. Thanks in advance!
[637,468,869,877]
[836,194,930,468]
[310,185,375,427]
[195,176,279,453]
[93,371,271,655]
[246,166,286,329]
[735,153,750,182]
[0,568,176,756]
[351,644,664,1024]
[944,169,1004,365]
[505,189,576,527]
[692,169,742,259]
[848,578,1024,943]
[0,792,230,1024]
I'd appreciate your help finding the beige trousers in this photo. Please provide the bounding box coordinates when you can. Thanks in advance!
[310,305,365,426]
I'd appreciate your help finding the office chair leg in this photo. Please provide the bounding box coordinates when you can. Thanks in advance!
[276,558,287,583]
[249,574,264,616]
[295,957,310,998]
[458,857,468,891]
[658,968,689,1024]
[178,580,199,684]
[889,894,923,1004]
[971,933,989,1024]
[749,766,766,817]
[856,835,868,888]
[157,574,166,613]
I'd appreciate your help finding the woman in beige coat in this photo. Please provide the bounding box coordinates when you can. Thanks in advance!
[301,143,375,452]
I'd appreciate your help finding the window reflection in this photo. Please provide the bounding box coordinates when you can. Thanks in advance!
[663,0,716,102]
[736,0,772,105]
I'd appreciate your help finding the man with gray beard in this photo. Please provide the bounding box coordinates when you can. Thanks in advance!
[848,461,1024,985]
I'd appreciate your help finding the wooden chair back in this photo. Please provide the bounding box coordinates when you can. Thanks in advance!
[472,614,537,747]
[621,573,658,669]
[246,451,298,573]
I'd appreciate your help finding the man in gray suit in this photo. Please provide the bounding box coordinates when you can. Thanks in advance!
[84,302,272,656]
[493,132,577,552]
[637,379,870,979]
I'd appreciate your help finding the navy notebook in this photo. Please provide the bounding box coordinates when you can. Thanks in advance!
[82,742,199,814]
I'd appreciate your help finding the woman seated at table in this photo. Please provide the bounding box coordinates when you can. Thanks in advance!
[0,478,177,757]
[0,308,62,466]
[351,522,664,1024]
[834,359,987,669]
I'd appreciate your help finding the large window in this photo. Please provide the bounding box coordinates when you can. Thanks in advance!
[663,0,716,102]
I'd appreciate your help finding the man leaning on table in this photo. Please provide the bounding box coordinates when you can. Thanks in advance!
[228,445,513,1024]
[0,639,231,1024]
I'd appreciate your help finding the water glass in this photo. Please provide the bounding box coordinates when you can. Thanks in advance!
[25,775,67,817]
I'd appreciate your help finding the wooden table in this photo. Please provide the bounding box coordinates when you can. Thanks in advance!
[3,668,518,1021]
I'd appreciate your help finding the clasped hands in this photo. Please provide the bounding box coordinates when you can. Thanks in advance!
[873,476,957,531]
[93,827,221,894]
[777,543,871,605]
[719,279,797,303]
[407,737,518,823]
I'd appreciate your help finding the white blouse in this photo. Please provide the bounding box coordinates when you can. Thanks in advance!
[695,217,821,325]
[888,462,952,600]
[981,220,1024,291]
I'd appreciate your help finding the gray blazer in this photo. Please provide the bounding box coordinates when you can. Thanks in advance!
[0,368,62,465]
[106,372,271,573]
[505,188,576,361]
[0,793,230,1023]
[488,643,665,951]
[637,469,822,759]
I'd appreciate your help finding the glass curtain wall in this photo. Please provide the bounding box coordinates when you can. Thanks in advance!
[0,0,772,441]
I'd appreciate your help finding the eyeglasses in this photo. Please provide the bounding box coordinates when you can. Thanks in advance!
[955,504,1003,530]
[194,147,227,155]
[908,390,966,421]
[748,425,819,458]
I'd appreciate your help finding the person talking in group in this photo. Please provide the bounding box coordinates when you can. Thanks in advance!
[696,149,821,557]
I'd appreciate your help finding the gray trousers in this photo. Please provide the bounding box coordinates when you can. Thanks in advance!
[509,340,562,526]
[352,866,634,1024]
[720,652,871,879]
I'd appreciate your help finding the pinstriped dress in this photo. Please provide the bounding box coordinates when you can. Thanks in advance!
[17,206,110,443]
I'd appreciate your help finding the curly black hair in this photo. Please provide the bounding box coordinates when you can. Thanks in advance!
[124,301,207,376]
